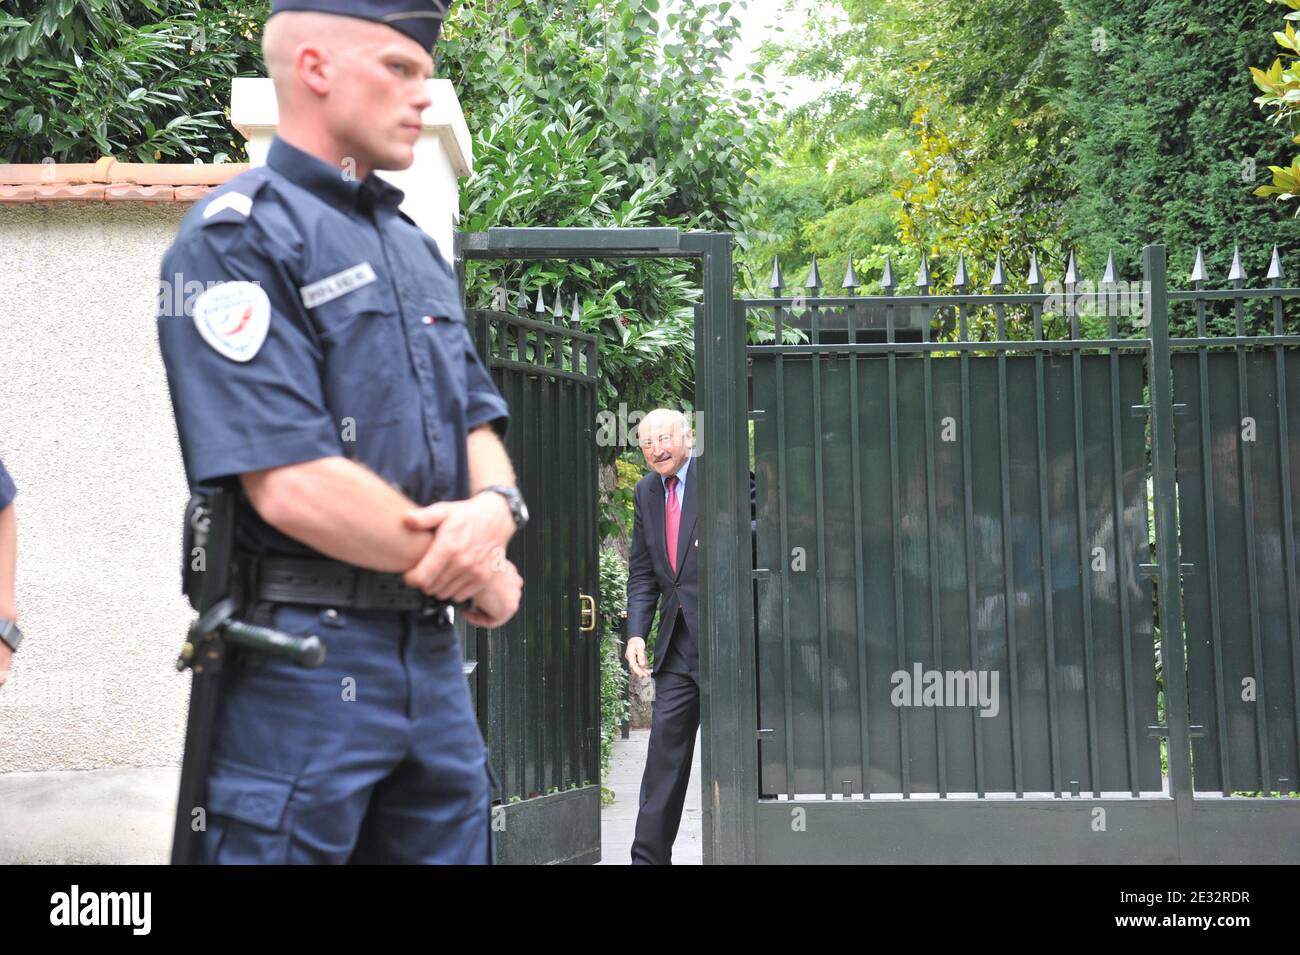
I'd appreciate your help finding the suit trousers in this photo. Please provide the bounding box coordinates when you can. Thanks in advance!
[630,613,700,864]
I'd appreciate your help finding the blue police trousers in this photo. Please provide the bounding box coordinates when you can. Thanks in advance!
[197,603,493,864]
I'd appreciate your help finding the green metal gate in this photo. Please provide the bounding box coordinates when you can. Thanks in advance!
[723,244,1300,863]
[455,235,601,864]
[450,228,1297,864]
[453,227,736,864]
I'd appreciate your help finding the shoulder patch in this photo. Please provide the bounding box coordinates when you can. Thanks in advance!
[192,281,271,362]
[202,191,252,222]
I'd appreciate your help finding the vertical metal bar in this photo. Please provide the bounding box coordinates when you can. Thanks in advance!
[1031,277,1063,797]
[920,281,947,796]
[809,297,834,797]
[995,297,1024,796]
[1232,273,1270,791]
[1194,284,1231,793]
[886,290,911,798]
[1068,270,1102,795]
[694,232,751,865]
[527,363,542,796]
[1272,274,1300,787]
[543,365,556,792]
[587,355,600,782]
[1105,275,1141,794]
[1146,244,1196,841]
[773,295,795,799]
[957,289,985,796]
[563,371,577,789]
[846,295,871,796]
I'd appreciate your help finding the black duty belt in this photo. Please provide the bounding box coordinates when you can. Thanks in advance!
[255,556,457,623]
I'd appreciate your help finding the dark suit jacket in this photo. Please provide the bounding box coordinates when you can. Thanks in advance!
[626,466,699,674]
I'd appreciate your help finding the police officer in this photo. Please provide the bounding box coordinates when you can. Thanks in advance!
[156,0,527,864]
[0,455,20,689]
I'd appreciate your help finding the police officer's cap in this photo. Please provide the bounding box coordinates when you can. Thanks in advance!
[270,0,453,50]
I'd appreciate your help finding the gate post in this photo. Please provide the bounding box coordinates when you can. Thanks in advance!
[690,232,758,864]
[1144,244,1195,845]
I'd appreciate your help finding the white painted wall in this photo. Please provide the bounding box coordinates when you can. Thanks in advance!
[0,202,193,774]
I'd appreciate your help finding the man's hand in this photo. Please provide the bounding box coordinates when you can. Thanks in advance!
[401,491,516,600]
[625,637,650,679]
[461,557,523,629]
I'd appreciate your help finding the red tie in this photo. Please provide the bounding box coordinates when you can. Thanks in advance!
[665,475,680,572]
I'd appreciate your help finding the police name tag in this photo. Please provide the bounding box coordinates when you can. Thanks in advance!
[299,262,377,309]
[192,281,271,363]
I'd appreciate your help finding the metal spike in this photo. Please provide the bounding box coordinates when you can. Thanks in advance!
[805,254,822,291]
[954,254,969,287]
[515,284,529,311]
[1228,244,1246,282]
[571,299,582,324]
[1267,244,1284,281]
[552,290,564,319]
[990,253,1006,287]
[880,255,895,289]
[842,257,860,291]
[1102,251,1118,285]
[1027,251,1042,287]
[1064,251,1077,285]
[534,286,547,312]
[1190,247,1207,283]
[769,256,784,291]
[916,255,930,289]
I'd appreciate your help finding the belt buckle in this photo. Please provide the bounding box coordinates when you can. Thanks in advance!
[419,595,451,626]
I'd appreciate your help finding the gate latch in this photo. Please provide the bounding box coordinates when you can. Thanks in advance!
[1147,724,1206,739]
[1130,403,1188,416]
[1138,562,1194,577]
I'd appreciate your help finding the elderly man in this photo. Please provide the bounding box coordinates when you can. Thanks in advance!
[625,408,700,864]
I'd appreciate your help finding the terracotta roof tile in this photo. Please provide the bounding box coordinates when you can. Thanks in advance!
[32,184,108,202]
[0,157,245,204]
[174,184,216,203]
[104,183,176,202]
[0,185,37,203]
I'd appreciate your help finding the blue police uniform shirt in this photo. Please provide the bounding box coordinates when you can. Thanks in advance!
[157,134,510,558]
[0,457,15,511]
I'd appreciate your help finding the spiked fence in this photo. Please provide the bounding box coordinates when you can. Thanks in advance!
[741,242,1300,862]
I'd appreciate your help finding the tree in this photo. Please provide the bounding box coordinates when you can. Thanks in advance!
[1060,0,1300,292]
[892,0,1072,294]
[1250,0,1300,213]
[442,0,780,539]
[0,1,268,164]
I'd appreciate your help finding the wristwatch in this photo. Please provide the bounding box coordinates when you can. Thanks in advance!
[0,619,23,653]
[478,484,529,530]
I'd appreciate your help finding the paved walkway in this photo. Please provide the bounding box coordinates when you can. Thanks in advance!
[599,727,702,865]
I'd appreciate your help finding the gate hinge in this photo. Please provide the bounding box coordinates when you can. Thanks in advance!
[1147,724,1206,739]
[749,409,766,421]
[752,567,770,581]
[1138,562,1194,577]
[1130,403,1188,417]
[757,728,775,741]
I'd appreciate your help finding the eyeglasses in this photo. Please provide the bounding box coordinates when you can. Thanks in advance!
[638,432,678,450]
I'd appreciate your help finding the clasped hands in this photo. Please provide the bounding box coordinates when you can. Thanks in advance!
[399,491,523,629]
